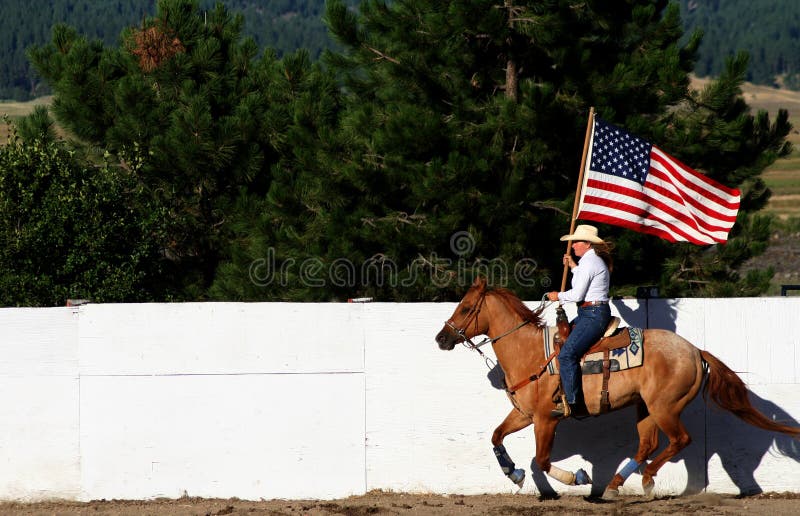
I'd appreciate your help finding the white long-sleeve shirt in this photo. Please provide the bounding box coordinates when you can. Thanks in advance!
[558,248,610,303]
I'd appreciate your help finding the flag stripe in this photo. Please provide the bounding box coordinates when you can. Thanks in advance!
[577,117,740,245]
[580,186,719,244]
[581,192,719,244]
[582,175,724,243]
[652,147,740,200]
[643,176,737,234]
[651,148,740,212]
[583,175,732,240]
[577,210,704,244]
[646,168,738,222]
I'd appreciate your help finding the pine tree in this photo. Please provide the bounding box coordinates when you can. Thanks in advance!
[28,0,289,296]
[29,0,787,301]
[294,0,665,299]
[209,51,348,301]
[212,0,789,301]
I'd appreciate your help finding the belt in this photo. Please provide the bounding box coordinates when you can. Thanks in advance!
[579,300,608,308]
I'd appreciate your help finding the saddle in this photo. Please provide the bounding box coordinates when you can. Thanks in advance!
[550,307,644,413]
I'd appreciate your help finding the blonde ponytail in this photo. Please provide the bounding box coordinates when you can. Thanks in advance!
[592,241,614,273]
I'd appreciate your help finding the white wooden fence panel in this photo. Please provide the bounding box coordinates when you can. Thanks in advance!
[79,373,366,500]
[0,376,80,500]
[0,308,80,500]
[0,307,77,376]
[363,303,517,494]
[0,299,796,501]
[78,303,364,375]
[705,383,800,494]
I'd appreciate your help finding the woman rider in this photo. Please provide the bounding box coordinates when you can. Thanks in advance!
[546,224,613,418]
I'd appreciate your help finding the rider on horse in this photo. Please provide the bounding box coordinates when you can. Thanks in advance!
[547,224,613,418]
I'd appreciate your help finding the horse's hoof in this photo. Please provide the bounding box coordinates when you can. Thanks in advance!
[602,488,619,501]
[642,479,655,498]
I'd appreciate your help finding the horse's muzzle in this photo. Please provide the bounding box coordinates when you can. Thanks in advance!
[435,327,458,350]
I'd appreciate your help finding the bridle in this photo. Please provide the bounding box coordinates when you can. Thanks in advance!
[444,290,531,368]
[444,289,487,351]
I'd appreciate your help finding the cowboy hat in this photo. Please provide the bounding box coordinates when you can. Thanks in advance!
[560,224,605,244]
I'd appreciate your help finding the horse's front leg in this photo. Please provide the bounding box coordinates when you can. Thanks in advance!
[491,408,532,488]
[533,415,592,487]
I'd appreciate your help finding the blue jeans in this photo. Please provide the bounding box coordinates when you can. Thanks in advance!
[558,304,611,404]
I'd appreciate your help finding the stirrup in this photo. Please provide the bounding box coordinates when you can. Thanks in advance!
[551,395,571,418]
[551,403,570,418]
[552,382,564,404]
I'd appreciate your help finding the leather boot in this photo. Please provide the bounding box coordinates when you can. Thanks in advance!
[551,395,590,418]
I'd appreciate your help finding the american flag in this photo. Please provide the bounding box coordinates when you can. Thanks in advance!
[577,117,740,245]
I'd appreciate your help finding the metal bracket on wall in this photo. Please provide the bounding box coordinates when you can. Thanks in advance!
[780,284,800,296]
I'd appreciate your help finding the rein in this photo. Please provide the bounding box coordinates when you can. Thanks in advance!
[448,318,532,352]
[445,290,533,361]
[447,293,558,396]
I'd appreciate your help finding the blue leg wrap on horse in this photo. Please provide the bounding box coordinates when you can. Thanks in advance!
[493,445,516,475]
[618,458,641,480]
[575,468,592,485]
[508,468,525,487]
[493,445,525,486]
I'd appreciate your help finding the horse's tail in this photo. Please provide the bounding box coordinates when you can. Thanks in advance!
[700,350,800,438]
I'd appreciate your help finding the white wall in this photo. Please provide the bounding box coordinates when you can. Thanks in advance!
[0,299,797,501]
[0,307,80,501]
[78,303,366,501]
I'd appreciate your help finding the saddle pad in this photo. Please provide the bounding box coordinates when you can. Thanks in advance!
[544,326,644,376]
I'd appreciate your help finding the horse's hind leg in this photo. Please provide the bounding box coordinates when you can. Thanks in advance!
[640,409,692,497]
[491,408,532,487]
[603,403,659,499]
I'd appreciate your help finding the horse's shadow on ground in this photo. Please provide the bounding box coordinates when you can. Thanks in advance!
[487,298,799,497]
[533,392,800,498]
[487,383,800,498]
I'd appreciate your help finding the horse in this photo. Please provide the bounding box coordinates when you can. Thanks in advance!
[434,276,800,499]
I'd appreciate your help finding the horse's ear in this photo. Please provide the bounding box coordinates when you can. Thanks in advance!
[472,276,487,291]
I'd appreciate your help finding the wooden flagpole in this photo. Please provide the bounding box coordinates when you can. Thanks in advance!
[560,106,595,292]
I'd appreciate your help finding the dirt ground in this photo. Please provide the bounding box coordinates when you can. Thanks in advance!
[0,491,798,516]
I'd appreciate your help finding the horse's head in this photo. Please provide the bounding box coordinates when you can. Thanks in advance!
[435,276,490,350]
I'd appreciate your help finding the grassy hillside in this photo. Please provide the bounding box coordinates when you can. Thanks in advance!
[689,78,800,293]
[734,81,800,219]
[749,114,800,219]
[0,96,51,141]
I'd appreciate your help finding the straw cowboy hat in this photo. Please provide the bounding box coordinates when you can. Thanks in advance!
[560,224,605,244]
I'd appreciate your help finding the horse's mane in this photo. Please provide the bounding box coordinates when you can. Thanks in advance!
[487,288,545,327]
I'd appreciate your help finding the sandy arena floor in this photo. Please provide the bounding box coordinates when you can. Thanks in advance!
[0,491,799,515]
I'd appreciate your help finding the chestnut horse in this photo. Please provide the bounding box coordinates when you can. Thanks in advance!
[435,277,800,498]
